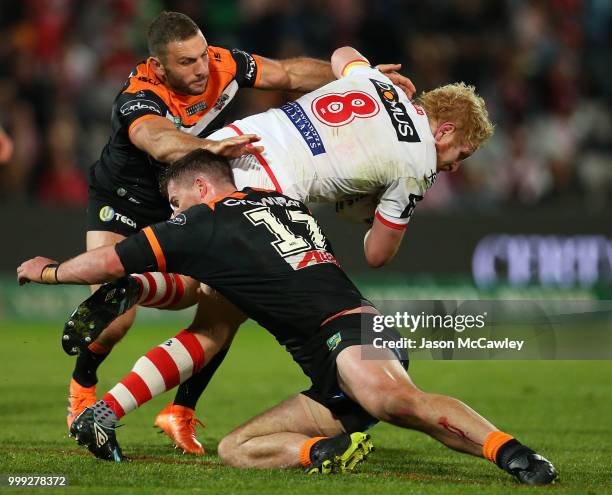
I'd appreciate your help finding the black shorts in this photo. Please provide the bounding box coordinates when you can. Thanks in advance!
[87,183,171,236]
[299,313,409,433]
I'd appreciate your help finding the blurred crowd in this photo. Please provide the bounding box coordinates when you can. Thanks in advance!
[0,0,610,211]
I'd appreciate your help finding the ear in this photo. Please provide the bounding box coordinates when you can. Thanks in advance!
[194,177,208,199]
[149,56,166,80]
[434,122,456,142]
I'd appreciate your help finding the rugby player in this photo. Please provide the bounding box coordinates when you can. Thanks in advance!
[72,44,490,455]
[17,151,557,485]
[70,7,415,443]
[133,46,491,453]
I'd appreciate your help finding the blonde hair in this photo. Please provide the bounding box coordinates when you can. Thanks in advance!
[416,82,494,149]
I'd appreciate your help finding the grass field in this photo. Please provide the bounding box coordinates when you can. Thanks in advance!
[1,320,611,494]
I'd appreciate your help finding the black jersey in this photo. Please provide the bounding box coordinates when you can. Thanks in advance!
[90,46,262,217]
[115,188,367,357]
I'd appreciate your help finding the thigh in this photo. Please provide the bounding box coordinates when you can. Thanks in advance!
[186,284,247,356]
[336,345,418,415]
[191,284,247,329]
[226,393,344,443]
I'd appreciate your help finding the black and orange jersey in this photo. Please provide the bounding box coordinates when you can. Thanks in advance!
[115,188,368,360]
[91,46,262,218]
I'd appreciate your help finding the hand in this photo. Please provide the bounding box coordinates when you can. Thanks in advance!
[17,256,58,285]
[375,64,416,99]
[206,134,264,159]
[335,194,379,225]
[0,127,14,163]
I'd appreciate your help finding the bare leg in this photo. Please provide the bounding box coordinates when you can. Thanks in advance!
[218,394,344,468]
[336,346,496,456]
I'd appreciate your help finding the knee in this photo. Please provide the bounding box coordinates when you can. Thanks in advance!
[365,383,426,425]
[217,433,241,467]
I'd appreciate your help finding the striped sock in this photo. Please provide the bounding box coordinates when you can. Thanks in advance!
[101,330,205,418]
[131,272,185,309]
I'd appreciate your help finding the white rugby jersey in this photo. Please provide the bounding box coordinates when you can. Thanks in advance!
[212,63,437,229]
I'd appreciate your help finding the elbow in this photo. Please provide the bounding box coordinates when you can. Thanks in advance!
[331,46,353,63]
[363,240,394,268]
[363,228,401,268]
[365,251,392,269]
[331,46,354,77]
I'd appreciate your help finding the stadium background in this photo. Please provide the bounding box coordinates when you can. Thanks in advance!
[1,0,611,315]
[0,1,611,493]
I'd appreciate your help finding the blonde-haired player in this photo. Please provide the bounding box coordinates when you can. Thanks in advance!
[66,46,496,456]
[207,46,493,268]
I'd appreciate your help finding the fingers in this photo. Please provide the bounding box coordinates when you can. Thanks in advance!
[388,74,416,98]
[376,63,417,99]
[224,135,265,156]
[229,134,261,145]
[220,134,265,156]
[376,63,402,72]
[16,265,30,285]
[245,143,265,154]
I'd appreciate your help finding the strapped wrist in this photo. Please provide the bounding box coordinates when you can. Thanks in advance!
[41,264,60,284]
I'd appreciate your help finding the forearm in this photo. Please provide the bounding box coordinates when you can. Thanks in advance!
[279,57,334,92]
[138,126,213,163]
[57,247,126,285]
[363,224,404,268]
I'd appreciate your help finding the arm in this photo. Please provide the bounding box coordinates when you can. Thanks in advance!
[256,56,334,93]
[129,117,263,163]
[363,216,406,268]
[17,246,126,286]
[330,46,416,98]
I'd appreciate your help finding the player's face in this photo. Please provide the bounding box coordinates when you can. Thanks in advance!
[167,178,205,214]
[434,124,474,173]
[159,33,209,96]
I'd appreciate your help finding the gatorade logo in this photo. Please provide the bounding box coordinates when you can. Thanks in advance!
[99,206,115,222]
[326,332,342,351]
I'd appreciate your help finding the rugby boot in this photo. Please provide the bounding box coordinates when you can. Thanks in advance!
[62,276,140,355]
[66,378,96,429]
[306,432,374,474]
[69,407,126,462]
[154,403,205,455]
[498,441,557,485]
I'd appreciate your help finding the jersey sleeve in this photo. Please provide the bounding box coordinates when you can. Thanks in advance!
[229,48,262,88]
[375,178,424,230]
[340,58,373,78]
[339,60,395,89]
[116,89,169,137]
[115,206,213,276]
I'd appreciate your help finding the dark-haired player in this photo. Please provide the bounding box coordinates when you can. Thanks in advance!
[18,150,556,485]
[71,9,414,448]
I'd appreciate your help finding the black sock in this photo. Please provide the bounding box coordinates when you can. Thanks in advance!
[496,439,534,471]
[72,347,110,387]
[309,434,350,464]
[173,348,229,409]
